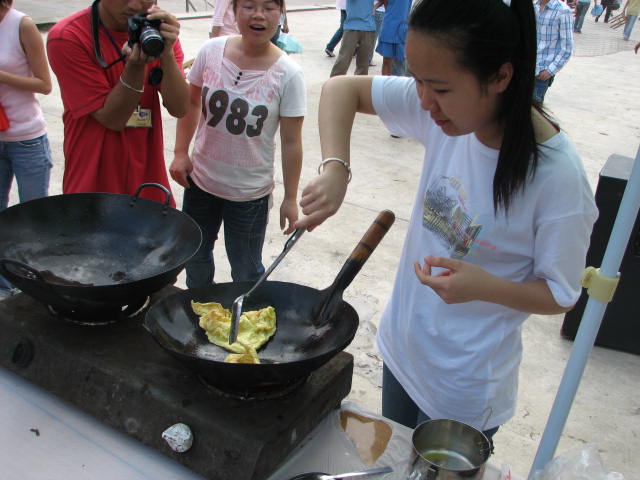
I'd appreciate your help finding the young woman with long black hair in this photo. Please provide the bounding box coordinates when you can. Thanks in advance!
[295,0,598,441]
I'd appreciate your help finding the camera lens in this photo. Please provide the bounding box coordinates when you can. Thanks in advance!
[140,26,164,57]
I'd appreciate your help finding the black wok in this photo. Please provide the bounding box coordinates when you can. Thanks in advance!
[0,184,202,319]
[144,210,396,392]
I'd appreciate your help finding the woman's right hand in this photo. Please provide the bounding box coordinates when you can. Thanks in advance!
[169,152,193,189]
[295,163,349,231]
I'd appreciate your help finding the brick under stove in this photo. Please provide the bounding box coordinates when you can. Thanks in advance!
[0,286,354,480]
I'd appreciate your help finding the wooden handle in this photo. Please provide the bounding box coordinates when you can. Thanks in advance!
[347,210,396,263]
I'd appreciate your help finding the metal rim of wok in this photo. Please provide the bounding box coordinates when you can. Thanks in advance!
[0,183,202,318]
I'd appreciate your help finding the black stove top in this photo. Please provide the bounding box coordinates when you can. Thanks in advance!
[0,287,354,480]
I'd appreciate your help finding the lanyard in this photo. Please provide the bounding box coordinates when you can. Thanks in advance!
[91,0,126,69]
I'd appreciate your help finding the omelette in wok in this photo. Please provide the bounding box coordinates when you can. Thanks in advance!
[191,301,276,364]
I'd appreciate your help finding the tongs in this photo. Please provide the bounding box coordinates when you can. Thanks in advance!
[228,228,305,344]
[287,465,393,480]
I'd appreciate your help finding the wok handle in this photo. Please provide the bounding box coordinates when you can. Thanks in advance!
[347,210,395,264]
[331,210,396,293]
[314,210,395,325]
[0,258,45,282]
[131,183,172,208]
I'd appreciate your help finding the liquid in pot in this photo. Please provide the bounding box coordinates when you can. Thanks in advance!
[420,449,476,470]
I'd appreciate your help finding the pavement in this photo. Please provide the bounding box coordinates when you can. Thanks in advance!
[7,1,640,479]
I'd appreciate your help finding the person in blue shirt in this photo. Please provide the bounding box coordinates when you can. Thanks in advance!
[329,0,377,76]
[534,0,573,103]
[376,0,412,76]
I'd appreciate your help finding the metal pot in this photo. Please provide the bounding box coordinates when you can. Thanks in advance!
[407,419,491,480]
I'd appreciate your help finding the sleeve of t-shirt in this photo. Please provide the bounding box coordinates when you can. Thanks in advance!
[279,66,307,118]
[211,0,231,27]
[531,139,598,307]
[187,39,217,87]
[371,75,432,143]
[47,35,112,120]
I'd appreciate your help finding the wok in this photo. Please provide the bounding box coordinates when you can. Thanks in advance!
[0,184,202,319]
[144,210,396,392]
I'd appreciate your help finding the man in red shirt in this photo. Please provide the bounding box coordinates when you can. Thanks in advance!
[47,0,189,204]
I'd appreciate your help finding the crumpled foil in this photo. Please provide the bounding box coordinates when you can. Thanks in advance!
[162,423,194,453]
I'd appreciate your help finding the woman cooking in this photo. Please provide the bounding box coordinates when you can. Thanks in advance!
[294,0,598,444]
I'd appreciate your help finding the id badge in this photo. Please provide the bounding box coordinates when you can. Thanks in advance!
[126,106,152,128]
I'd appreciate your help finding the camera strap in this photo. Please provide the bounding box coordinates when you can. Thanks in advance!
[91,0,126,69]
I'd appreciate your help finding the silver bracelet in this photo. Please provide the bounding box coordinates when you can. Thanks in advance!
[317,157,352,183]
[119,75,144,93]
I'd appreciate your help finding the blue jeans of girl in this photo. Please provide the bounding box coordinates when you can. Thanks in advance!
[381,364,499,442]
[182,178,269,288]
[0,133,53,295]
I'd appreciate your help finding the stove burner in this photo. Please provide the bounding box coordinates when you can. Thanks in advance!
[197,373,307,401]
[46,296,151,326]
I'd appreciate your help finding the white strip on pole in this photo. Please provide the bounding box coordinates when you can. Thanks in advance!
[528,145,640,479]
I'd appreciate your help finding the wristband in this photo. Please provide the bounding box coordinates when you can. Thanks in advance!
[119,75,144,93]
[317,157,352,183]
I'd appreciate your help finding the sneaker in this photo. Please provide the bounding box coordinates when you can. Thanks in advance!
[325,48,335,57]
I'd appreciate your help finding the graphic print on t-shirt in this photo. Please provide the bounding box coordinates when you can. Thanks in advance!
[422,175,483,259]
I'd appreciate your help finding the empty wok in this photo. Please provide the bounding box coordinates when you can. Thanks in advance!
[0,183,202,318]
[143,210,395,392]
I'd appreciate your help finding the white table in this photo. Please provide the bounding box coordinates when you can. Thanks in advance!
[0,368,519,480]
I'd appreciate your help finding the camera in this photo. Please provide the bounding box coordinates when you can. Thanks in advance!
[127,13,164,57]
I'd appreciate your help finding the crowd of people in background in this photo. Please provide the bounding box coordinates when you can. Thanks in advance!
[1,0,640,299]
[2,0,640,462]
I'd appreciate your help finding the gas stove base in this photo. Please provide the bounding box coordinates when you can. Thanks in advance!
[0,288,354,480]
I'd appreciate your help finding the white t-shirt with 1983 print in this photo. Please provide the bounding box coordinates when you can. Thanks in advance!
[187,36,306,202]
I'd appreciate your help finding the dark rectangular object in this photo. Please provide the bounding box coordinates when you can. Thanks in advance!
[562,154,640,355]
[0,287,354,480]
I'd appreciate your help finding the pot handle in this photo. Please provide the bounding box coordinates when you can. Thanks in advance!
[0,258,46,282]
[131,183,172,210]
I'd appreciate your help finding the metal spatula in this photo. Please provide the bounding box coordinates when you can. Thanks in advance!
[228,228,305,344]
[287,465,393,480]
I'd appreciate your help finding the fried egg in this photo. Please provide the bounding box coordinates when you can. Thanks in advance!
[191,301,276,364]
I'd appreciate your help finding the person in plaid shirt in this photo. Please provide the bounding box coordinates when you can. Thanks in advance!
[534,0,573,102]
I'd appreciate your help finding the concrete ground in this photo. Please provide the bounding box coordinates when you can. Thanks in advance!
[7,2,640,479]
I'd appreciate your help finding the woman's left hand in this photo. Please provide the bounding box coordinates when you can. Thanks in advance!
[413,255,495,304]
[280,197,299,235]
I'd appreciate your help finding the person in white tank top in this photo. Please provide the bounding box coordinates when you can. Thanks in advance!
[0,0,53,297]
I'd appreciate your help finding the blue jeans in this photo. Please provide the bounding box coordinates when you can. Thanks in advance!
[381,365,499,442]
[533,75,554,103]
[326,9,346,52]
[0,133,53,295]
[182,178,269,288]
[573,2,590,32]
[0,133,52,210]
[623,15,637,40]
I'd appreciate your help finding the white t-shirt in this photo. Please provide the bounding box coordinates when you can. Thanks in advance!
[371,75,598,430]
[187,36,306,201]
